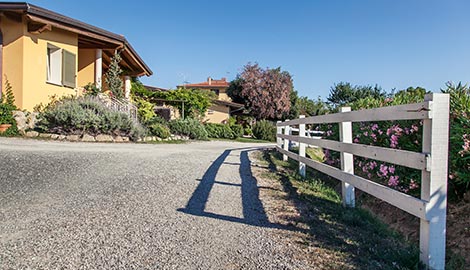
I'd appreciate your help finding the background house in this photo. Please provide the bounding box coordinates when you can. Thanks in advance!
[0,2,152,111]
[178,77,243,123]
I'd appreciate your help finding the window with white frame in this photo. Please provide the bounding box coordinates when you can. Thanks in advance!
[46,44,61,85]
[46,43,76,88]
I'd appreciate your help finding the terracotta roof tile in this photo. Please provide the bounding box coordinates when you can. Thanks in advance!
[178,77,229,88]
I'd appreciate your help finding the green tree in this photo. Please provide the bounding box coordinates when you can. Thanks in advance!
[327,82,386,107]
[226,76,245,104]
[105,52,124,99]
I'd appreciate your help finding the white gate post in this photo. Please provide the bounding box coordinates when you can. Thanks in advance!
[283,120,290,161]
[419,93,449,269]
[276,121,283,148]
[299,115,306,178]
[340,107,355,207]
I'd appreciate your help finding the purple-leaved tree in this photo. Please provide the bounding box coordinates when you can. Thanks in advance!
[239,63,293,120]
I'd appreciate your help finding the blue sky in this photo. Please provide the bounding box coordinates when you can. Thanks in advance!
[16,0,470,99]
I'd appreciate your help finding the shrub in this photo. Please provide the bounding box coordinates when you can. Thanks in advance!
[169,118,208,140]
[0,80,19,136]
[205,123,235,139]
[230,124,244,138]
[38,97,145,141]
[322,84,470,198]
[322,88,426,196]
[442,82,470,197]
[148,122,171,139]
[244,127,253,136]
[252,120,276,141]
[83,83,101,97]
[134,96,156,123]
[0,103,19,136]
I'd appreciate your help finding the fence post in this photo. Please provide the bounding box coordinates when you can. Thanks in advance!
[419,93,449,269]
[299,115,306,178]
[276,121,283,148]
[339,107,355,207]
[283,120,290,161]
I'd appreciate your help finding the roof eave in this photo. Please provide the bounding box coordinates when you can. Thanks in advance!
[0,2,153,76]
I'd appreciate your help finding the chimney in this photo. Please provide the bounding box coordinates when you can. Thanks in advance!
[208,77,212,85]
[221,77,226,82]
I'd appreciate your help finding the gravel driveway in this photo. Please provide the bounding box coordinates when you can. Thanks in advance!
[0,138,310,269]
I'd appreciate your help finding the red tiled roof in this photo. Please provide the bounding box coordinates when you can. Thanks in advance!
[178,77,229,88]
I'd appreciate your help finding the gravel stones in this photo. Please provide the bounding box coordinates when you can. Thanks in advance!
[0,139,310,269]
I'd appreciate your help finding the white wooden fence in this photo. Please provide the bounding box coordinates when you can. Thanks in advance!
[276,93,450,270]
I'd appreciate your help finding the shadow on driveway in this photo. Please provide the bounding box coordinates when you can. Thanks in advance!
[177,146,297,230]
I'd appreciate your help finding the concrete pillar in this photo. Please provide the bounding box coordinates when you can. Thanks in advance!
[95,49,102,89]
[124,76,131,100]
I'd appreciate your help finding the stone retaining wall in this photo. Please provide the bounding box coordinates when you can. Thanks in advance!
[24,131,189,143]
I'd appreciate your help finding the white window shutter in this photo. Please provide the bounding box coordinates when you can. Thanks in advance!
[62,50,76,88]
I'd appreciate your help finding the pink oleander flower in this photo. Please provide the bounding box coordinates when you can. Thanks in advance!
[388,166,395,174]
[370,133,377,142]
[363,131,368,136]
[409,179,419,190]
[412,124,419,132]
[388,175,399,187]
[326,130,333,136]
[362,165,369,173]
[371,124,379,131]
[379,164,388,176]
[390,134,399,148]
[459,134,470,157]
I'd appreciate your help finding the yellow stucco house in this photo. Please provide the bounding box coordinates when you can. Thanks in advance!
[178,77,244,123]
[0,2,152,111]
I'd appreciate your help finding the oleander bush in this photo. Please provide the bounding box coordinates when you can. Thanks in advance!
[252,120,276,142]
[321,84,470,198]
[169,118,208,140]
[37,97,145,141]
[442,82,470,197]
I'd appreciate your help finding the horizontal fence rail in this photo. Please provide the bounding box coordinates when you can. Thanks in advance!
[275,93,449,270]
[277,101,432,126]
